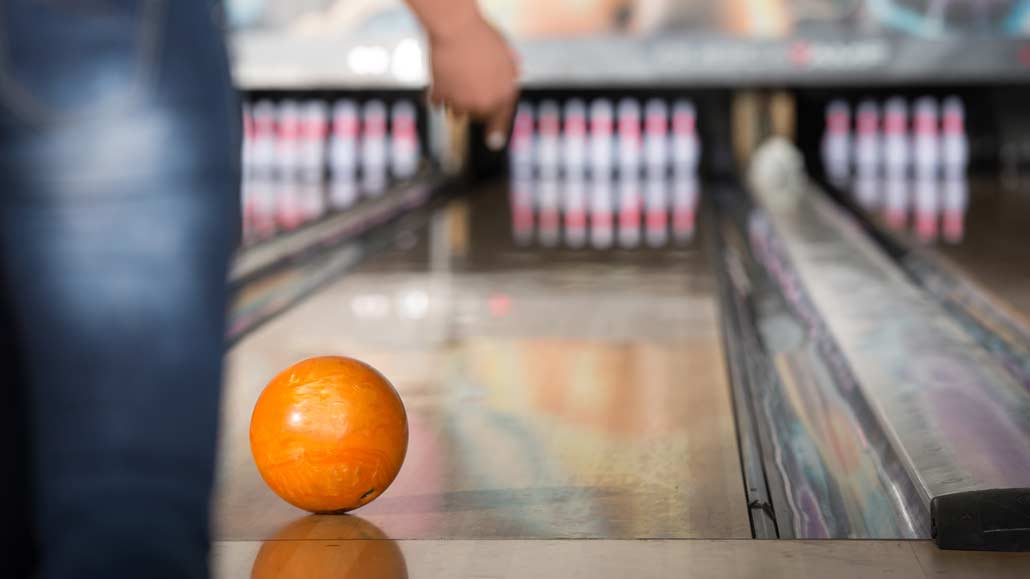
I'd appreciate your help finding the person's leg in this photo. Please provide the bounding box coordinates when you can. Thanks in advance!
[0,2,239,578]
[0,278,34,577]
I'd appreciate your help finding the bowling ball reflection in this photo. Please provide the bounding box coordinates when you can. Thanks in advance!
[251,516,407,579]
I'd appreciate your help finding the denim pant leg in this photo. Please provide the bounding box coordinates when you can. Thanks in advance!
[0,2,239,578]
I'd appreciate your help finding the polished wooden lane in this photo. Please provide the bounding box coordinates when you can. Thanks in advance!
[213,192,751,541]
[213,536,1030,579]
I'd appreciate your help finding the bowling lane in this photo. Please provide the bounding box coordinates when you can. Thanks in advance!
[213,177,751,541]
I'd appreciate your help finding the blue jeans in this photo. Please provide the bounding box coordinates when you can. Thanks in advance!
[0,2,238,578]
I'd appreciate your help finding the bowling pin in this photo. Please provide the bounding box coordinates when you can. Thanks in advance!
[275,176,302,232]
[509,102,535,177]
[363,168,387,197]
[821,99,851,185]
[250,172,277,241]
[240,171,255,244]
[644,99,669,178]
[854,171,880,211]
[883,97,910,177]
[618,173,642,248]
[913,96,940,178]
[854,100,880,175]
[671,99,700,176]
[644,173,668,247]
[362,100,388,196]
[250,100,278,177]
[941,96,968,178]
[330,99,360,179]
[536,100,561,179]
[589,175,614,249]
[299,100,328,178]
[537,176,560,247]
[276,99,302,178]
[672,174,699,244]
[298,174,326,223]
[884,173,909,231]
[390,100,420,179]
[913,173,940,243]
[563,175,588,248]
[617,98,642,178]
[329,173,358,210]
[589,99,614,179]
[510,174,534,246]
[942,175,968,243]
[241,102,255,175]
[563,99,588,179]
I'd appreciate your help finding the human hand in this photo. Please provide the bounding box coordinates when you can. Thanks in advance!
[426,13,519,150]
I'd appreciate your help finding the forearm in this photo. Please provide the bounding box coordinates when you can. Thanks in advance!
[403,0,483,41]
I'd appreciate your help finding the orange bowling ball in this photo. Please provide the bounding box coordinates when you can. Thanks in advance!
[249,356,408,513]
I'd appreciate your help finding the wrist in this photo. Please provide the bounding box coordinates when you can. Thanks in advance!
[424,5,484,44]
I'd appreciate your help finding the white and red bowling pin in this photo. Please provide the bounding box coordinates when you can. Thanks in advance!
[391,100,420,179]
[589,175,614,249]
[249,173,277,241]
[672,174,698,244]
[589,99,614,179]
[942,175,968,243]
[884,173,909,231]
[241,103,255,174]
[298,177,325,223]
[618,174,642,248]
[330,174,358,210]
[913,97,940,178]
[240,172,254,244]
[644,98,668,178]
[882,97,910,177]
[562,99,588,179]
[821,99,851,184]
[275,176,302,232]
[913,173,940,243]
[509,102,535,177]
[249,100,277,176]
[536,176,560,247]
[644,173,668,247]
[362,99,388,195]
[240,104,255,242]
[536,100,561,180]
[509,174,534,246]
[671,99,699,176]
[299,100,328,177]
[275,99,302,178]
[854,100,880,176]
[854,172,880,210]
[941,96,968,178]
[563,176,588,248]
[330,99,359,178]
[617,98,642,178]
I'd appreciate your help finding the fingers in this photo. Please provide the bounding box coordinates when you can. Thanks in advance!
[485,96,515,151]
[429,85,517,152]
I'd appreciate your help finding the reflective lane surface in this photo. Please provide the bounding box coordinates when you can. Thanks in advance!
[850,175,1030,326]
[213,176,751,543]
